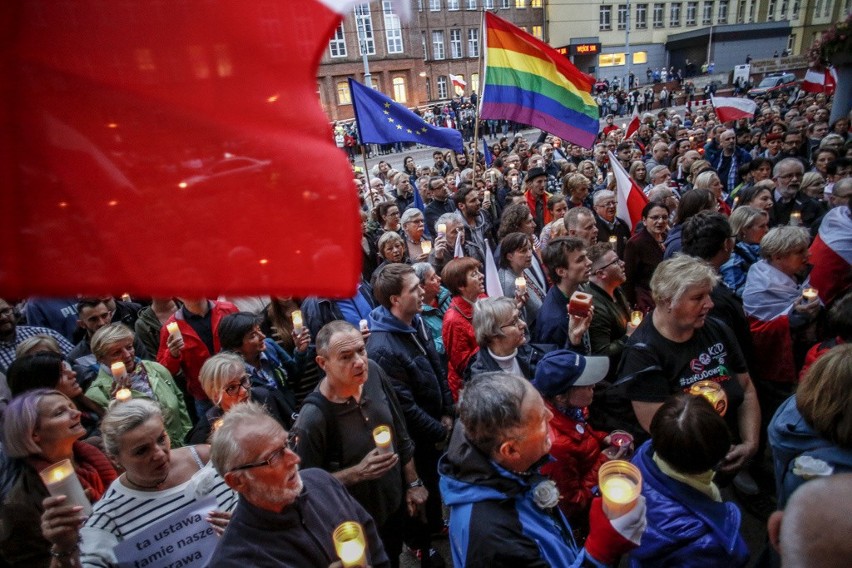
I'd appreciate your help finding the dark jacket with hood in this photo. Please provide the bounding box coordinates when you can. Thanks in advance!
[367,306,453,446]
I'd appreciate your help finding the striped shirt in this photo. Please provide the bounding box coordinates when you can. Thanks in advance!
[0,326,74,373]
[80,462,237,568]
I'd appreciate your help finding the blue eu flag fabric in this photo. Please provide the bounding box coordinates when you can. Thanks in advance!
[349,79,464,154]
[482,138,493,167]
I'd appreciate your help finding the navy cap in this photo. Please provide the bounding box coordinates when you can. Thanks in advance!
[531,349,609,398]
[525,167,547,182]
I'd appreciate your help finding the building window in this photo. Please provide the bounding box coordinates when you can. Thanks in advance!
[450,29,463,58]
[337,80,352,105]
[484,0,494,7]
[433,30,445,60]
[618,4,628,29]
[787,33,796,52]
[531,0,542,6]
[779,0,788,17]
[702,1,713,24]
[600,6,612,30]
[418,0,423,11]
[329,22,347,58]
[430,0,441,10]
[383,1,403,54]
[636,4,648,28]
[718,0,729,21]
[736,0,745,22]
[448,0,460,10]
[531,25,542,38]
[653,3,665,26]
[599,53,626,67]
[437,75,448,99]
[516,0,526,7]
[392,77,407,102]
[633,51,648,64]
[354,5,375,56]
[471,72,480,94]
[812,0,821,17]
[748,0,756,21]
[501,0,510,8]
[767,0,775,19]
[823,0,832,16]
[467,0,477,8]
[791,0,800,18]
[671,2,682,25]
[468,28,480,57]
[686,1,697,25]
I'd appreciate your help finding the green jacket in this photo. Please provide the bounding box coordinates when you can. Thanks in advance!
[86,360,192,446]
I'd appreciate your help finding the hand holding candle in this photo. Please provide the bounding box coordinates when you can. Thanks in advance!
[598,460,642,519]
[802,287,818,302]
[166,321,182,341]
[39,460,93,516]
[333,522,367,568]
[436,223,447,237]
[373,425,394,455]
[291,310,303,334]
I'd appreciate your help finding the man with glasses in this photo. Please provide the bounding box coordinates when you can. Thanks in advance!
[771,158,822,228]
[592,190,631,258]
[425,176,455,235]
[0,298,73,374]
[210,401,390,568]
[292,320,428,567]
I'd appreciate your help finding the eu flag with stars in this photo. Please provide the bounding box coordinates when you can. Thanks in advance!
[349,78,464,154]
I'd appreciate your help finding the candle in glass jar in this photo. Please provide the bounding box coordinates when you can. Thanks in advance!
[373,425,394,454]
[421,241,432,255]
[515,276,527,295]
[436,223,447,236]
[598,460,642,518]
[39,459,93,516]
[291,310,303,334]
[688,380,728,416]
[567,291,592,318]
[166,321,182,341]
[802,287,818,301]
[115,388,132,403]
[608,235,618,245]
[333,522,367,568]
[789,211,802,226]
[110,361,126,380]
[630,310,643,327]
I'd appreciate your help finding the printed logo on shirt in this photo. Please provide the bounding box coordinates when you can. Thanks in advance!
[680,343,730,388]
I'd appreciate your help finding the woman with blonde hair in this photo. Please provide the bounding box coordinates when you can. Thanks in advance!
[721,206,770,296]
[85,323,192,446]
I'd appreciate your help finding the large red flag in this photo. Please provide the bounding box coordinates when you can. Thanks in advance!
[710,95,757,124]
[801,67,837,95]
[1,0,361,299]
[608,151,649,231]
[624,107,640,141]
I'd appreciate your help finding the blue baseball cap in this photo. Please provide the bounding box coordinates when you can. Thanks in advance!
[532,349,609,398]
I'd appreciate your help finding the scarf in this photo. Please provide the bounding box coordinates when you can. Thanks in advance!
[29,441,118,503]
[653,452,721,502]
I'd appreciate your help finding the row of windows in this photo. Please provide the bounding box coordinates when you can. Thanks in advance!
[598,51,649,67]
[600,0,749,31]
[330,3,404,58]
[419,0,542,9]
[334,73,481,106]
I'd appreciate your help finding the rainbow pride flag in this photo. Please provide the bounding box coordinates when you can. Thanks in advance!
[480,12,600,148]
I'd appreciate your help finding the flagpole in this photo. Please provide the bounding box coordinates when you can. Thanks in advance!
[472,8,485,167]
[361,146,376,209]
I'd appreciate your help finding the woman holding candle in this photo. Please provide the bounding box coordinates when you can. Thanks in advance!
[609,255,760,480]
[85,323,192,446]
[628,394,749,567]
[497,232,544,327]
[0,389,117,565]
[400,208,432,264]
[624,201,670,312]
[441,257,486,401]
[40,398,237,567]
[217,312,308,429]
[720,206,770,297]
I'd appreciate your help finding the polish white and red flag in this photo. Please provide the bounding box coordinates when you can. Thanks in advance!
[801,67,837,95]
[624,107,640,140]
[450,73,467,91]
[608,151,649,231]
[710,95,757,124]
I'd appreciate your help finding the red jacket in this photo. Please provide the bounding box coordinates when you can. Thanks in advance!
[442,295,481,401]
[156,301,238,401]
[540,401,609,522]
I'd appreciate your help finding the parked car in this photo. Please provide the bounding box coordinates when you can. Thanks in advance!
[747,73,798,98]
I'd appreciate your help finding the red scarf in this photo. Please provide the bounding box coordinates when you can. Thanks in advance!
[29,441,118,502]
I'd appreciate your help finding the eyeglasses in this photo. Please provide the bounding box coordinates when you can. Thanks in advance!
[778,172,803,180]
[500,315,525,329]
[646,215,668,221]
[597,201,617,208]
[594,257,622,272]
[224,375,251,397]
[229,444,291,472]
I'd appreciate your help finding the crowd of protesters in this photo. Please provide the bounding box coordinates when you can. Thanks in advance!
[1,84,851,568]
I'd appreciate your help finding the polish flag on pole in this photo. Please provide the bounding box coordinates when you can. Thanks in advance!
[450,73,467,91]
[624,107,640,140]
[801,67,837,95]
[484,240,503,298]
[608,151,649,231]
[710,95,757,124]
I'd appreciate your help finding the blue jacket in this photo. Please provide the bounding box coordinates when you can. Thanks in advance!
[367,306,453,445]
[439,426,604,568]
[629,442,749,568]
[720,241,760,298]
[662,224,683,260]
[768,396,852,507]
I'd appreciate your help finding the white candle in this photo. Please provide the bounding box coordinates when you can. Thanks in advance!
[483,190,491,201]
[291,310,303,334]
[789,211,802,226]
[39,459,93,516]
[421,241,432,255]
[166,321,182,341]
[436,223,447,236]
[373,425,394,455]
[515,276,527,295]
[609,235,618,245]
[333,522,367,568]
[110,361,126,380]
[630,311,643,327]
[115,388,132,403]
[802,287,818,301]
[359,319,369,332]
